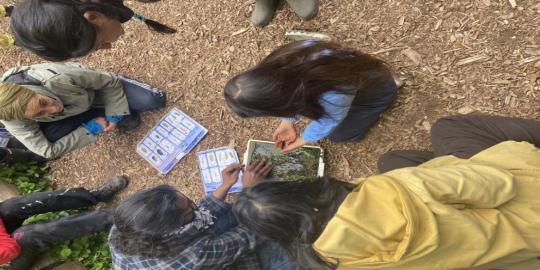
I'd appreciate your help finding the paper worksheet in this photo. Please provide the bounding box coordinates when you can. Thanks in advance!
[197,147,242,194]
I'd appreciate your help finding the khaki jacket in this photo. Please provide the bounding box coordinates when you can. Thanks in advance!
[314,141,540,270]
[0,62,130,159]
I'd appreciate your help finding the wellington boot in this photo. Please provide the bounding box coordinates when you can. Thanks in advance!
[251,0,280,27]
[90,176,129,202]
[285,0,319,20]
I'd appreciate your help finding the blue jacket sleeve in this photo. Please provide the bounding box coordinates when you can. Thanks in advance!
[82,119,104,136]
[301,92,355,143]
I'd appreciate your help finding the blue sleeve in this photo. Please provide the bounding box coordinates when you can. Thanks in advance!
[301,92,355,143]
[82,119,104,136]
[106,115,124,124]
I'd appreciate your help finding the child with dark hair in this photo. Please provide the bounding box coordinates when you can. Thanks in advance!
[251,0,319,27]
[224,40,398,153]
[0,62,166,160]
[109,161,294,270]
[1,176,128,270]
[4,0,175,61]
[233,114,540,270]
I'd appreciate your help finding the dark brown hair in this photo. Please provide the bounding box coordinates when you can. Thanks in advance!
[233,177,356,269]
[224,40,392,120]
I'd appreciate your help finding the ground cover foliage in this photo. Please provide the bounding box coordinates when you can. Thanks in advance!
[0,163,111,270]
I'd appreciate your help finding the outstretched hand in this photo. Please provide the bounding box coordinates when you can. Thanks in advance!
[273,120,297,151]
[242,160,272,188]
[222,163,244,187]
[213,163,244,200]
[279,137,306,153]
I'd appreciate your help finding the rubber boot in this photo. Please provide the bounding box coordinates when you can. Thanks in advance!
[90,176,129,202]
[286,0,319,20]
[0,148,47,164]
[251,0,280,27]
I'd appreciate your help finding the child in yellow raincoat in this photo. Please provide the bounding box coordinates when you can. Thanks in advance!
[233,114,540,270]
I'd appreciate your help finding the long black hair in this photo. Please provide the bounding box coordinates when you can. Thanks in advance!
[233,177,356,269]
[8,0,175,61]
[224,40,392,120]
[110,185,188,258]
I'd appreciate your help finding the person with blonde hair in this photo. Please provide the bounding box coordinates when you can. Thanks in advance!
[0,62,166,160]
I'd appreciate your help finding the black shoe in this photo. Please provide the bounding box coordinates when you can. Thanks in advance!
[117,113,141,131]
[0,148,48,164]
[91,176,129,202]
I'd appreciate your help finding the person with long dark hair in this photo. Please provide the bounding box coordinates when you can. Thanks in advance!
[233,114,540,270]
[109,161,294,270]
[224,40,398,153]
[4,0,175,61]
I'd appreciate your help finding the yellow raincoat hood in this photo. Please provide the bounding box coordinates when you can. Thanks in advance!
[314,141,540,270]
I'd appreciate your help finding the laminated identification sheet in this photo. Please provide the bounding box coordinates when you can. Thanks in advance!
[197,147,242,194]
[137,107,208,174]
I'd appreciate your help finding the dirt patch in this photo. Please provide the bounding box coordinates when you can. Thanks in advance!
[0,0,539,202]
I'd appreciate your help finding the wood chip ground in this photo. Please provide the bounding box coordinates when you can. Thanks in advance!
[0,0,538,202]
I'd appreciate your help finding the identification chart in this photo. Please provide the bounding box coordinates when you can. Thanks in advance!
[197,147,242,194]
[137,107,208,174]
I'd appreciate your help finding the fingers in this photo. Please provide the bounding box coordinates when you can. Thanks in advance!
[246,160,261,171]
[259,162,273,176]
[103,123,117,132]
[247,160,272,175]
[223,163,243,173]
[281,142,299,153]
[253,159,266,172]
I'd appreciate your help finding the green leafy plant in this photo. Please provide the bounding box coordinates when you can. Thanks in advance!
[0,162,51,194]
[0,162,112,270]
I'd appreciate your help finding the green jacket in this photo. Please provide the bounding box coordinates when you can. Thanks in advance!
[0,62,130,159]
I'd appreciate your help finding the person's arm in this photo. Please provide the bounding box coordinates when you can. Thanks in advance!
[195,225,258,269]
[0,218,21,265]
[56,62,130,117]
[199,162,272,215]
[1,119,97,159]
[390,164,516,208]
[301,92,355,143]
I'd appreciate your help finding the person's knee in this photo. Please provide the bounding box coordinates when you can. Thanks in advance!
[11,227,37,248]
[430,115,467,141]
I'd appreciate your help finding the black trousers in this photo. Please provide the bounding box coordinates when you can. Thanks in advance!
[377,114,540,173]
[0,188,112,270]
